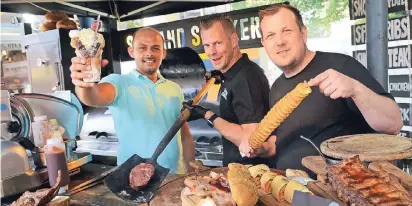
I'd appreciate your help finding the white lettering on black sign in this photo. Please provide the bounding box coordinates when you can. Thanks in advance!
[351,16,411,45]
[350,0,411,20]
[353,45,412,69]
[399,103,411,125]
[398,130,411,137]
[353,50,367,68]
[389,75,411,97]
[388,45,411,68]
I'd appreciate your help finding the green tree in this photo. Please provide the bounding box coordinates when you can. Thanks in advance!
[231,0,349,38]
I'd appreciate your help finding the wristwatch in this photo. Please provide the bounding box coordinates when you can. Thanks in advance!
[206,114,218,128]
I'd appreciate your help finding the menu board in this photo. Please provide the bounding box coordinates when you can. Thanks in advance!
[349,0,412,137]
[351,16,412,45]
[349,0,412,20]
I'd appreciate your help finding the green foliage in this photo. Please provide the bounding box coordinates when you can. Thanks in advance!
[126,20,142,29]
[231,0,349,38]
[355,11,407,25]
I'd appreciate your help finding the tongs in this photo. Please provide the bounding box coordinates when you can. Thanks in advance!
[63,166,118,196]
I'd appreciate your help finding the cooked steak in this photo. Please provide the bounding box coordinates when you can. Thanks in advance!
[328,156,412,206]
[129,163,155,191]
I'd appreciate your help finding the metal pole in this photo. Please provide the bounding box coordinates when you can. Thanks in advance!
[366,0,388,91]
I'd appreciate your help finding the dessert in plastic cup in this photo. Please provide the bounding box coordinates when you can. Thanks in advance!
[69,20,105,83]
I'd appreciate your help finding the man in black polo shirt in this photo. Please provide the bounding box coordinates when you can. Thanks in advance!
[183,14,275,166]
[239,3,403,174]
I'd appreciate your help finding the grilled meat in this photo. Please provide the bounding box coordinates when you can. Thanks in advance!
[328,156,412,206]
[12,171,62,206]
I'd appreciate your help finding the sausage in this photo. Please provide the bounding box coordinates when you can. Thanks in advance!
[129,163,155,190]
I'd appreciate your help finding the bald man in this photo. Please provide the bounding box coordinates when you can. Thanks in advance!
[70,27,194,174]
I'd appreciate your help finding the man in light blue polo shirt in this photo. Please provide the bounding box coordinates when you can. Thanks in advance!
[69,27,194,174]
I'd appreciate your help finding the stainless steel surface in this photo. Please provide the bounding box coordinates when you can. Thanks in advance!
[15,93,82,140]
[0,140,30,179]
[23,30,64,93]
[0,151,92,198]
[52,62,61,91]
[8,96,33,140]
[0,167,48,198]
[67,152,93,171]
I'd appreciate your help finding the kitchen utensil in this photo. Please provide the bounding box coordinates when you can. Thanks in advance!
[300,135,337,165]
[103,77,216,204]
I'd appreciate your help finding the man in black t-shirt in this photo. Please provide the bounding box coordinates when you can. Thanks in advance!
[183,14,275,166]
[239,3,403,173]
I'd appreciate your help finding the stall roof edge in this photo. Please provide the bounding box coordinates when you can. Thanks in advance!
[1,0,245,22]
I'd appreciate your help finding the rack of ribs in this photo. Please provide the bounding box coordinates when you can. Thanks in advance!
[327,156,412,206]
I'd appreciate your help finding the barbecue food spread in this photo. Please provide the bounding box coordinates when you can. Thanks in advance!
[271,175,289,202]
[11,171,62,206]
[283,180,313,204]
[286,169,309,178]
[227,163,259,206]
[248,164,270,187]
[328,156,412,206]
[129,163,155,191]
[182,171,235,206]
[249,81,312,149]
[260,171,278,194]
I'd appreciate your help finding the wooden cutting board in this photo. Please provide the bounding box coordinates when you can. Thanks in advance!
[307,181,344,205]
[320,134,412,162]
[301,156,327,176]
[150,167,290,206]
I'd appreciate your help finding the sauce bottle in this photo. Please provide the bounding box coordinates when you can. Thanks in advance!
[45,137,70,193]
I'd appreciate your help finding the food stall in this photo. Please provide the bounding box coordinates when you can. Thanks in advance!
[1,0,411,206]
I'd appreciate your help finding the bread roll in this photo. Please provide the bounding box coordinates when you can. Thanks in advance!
[260,172,277,194]
[45,11,69,22]
[56,19,77,30]
[227,163,258,206]
[248,164,270,179]
[286,169,310,178]
[40,21,57,32]
[284,180,313,204]
[271,175,289,202]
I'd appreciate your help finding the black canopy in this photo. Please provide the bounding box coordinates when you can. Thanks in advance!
[1,0,243,22]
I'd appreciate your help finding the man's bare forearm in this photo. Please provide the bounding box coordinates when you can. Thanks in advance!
[213,118,250,146]
[204,111,257,147]
[352,81,403,134]
[75,86,100,106]
[75,83,115,107]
